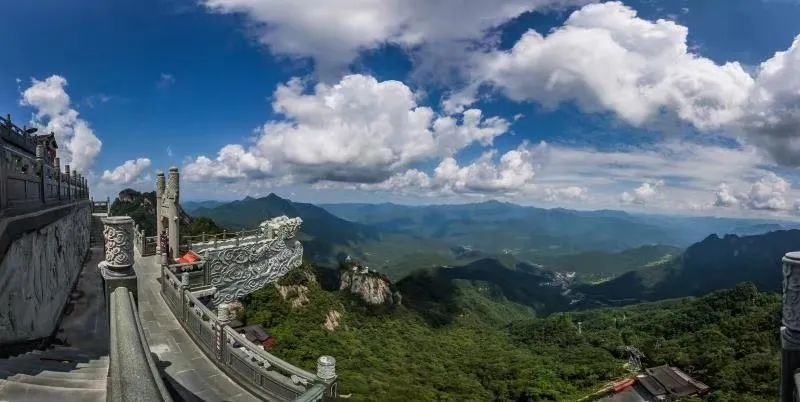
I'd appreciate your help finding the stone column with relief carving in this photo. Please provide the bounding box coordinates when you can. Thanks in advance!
[781,252,800,402]
[99,216,139,305]
[317,355,338,400]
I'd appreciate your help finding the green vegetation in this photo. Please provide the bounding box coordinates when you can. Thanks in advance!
[243,262,780,401]
[535,244,681,282]
[581,230,800,306]
[109,188,225,236]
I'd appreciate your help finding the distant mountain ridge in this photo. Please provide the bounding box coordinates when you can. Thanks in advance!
[188,195,800,279]
[321,201,799,251]
[579,229,800,306]
[191,193,379,264]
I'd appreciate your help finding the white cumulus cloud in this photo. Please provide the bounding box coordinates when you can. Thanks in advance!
[620,181,664,205]
[201,0,590,79]
[362,144,538,195]
[21,75,103,173]
[741,35,800,166]
[469,1,753,131]
[184,74,509,184]
[101,158,152,185]
[714,173,791,211]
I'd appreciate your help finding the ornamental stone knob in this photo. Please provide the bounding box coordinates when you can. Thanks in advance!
[316,355,336,380]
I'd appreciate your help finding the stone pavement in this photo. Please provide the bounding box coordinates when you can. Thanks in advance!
[57,245,109,356]
[134,254,260,402]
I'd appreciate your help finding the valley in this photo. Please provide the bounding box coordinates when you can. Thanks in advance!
[115,190,796,400]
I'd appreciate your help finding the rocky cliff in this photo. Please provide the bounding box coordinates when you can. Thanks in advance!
[339,263,399,306]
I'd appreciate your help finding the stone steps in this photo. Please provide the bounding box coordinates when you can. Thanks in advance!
[0,346,108,401]
[0,378,105,402]
[7,374,106,390]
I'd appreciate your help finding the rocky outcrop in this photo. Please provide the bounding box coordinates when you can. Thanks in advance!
[339,265,398,306]
[276,284,310,309]
[323,310,341,332]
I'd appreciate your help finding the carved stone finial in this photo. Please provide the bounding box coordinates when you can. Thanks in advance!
[166,167,180,201]
[316,356,336,380]
[101,216,135,274]
[217,303,231,323]
[181,272,190,287]
[156,171,165,194]
[783,252,800,349]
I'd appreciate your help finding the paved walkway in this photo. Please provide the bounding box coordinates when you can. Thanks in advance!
[56,245,109,357]
[134,254,259,402]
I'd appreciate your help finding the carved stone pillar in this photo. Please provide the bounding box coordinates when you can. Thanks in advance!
[217,303,231,323]
[35,144,45,204]
[317,355,336,380]
[317,355,338,399]
[156,171,165,253]
[101,216,135,275]
[54,157,61,200]
[99,216,139,306]
[64,164,71,200]
[214,303,230,361]
[781,252,800,402]
[167,167,180,259]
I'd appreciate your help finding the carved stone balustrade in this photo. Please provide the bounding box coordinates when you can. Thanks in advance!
[197,216,304,304]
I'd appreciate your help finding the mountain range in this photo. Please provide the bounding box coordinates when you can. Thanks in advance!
[187,194,800,280]
[579,229,800,306]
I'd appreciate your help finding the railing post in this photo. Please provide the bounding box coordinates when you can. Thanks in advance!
[202,232,206,243]
[215,303,230,361]
[99,216,139,307]
[0,143,6,210]
[781,252,800,402]
[35,143,45,204]
[107,196,111,215]
[54,157,61,201]
[317,356,338,399]
[64,164,71,200]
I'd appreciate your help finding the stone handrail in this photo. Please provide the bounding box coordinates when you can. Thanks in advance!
[181,228,262,252]
[161,263,335,401]
[91,198,110,215]
[1,114,89,216]
[222,325,318,380]
[133,224,157,256]
[108,286,173,402]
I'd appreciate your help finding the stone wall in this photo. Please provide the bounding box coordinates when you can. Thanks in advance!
[0,203,90,343]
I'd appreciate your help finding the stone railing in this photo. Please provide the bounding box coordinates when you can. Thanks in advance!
[91,197,110,215]
[782,252,800,401]
[101,215,172,402]
[0,114,89,217]
[108,286,173,401]
[180,228,262,253]
[160,266,337,401]
[133,223,157,256]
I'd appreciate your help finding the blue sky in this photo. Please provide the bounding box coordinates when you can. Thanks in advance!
[3,0,800,218]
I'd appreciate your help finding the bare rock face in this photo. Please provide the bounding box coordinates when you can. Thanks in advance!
[276,284,310,309]
[339,265,396,306]
[323,310,342,331]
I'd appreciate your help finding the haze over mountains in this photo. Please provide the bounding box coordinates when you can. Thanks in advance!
[186,193,799,279]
